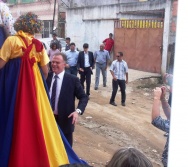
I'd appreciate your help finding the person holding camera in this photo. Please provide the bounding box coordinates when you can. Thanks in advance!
[152,86,171,167]
[163,73,173,107]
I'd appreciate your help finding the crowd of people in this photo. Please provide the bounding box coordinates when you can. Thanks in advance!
[0,3,174,166]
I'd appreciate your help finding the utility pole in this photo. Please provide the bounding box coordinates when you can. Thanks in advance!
[52,0,57,33]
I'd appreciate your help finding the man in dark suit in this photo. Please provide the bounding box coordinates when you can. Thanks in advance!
[46,53,88,147]
[77,43,95,99]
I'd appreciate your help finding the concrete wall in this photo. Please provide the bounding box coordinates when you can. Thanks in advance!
[66,5,118,52]
[66,0,167,54]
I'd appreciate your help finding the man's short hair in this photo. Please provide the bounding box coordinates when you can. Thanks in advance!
[52,32,57,36]
[118,52,123,56]
[53,52,67,62]
[66,37,70,41]
[70,42,75,46]
[83,43,89,49]
[109,33,113,36]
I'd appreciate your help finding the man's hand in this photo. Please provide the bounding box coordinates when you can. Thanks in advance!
[126,80,128,84]
[153,87,162,100]
[79,68,84,72]
[113,76,117,81]
[161,86,167,100]
[68,111,79,125]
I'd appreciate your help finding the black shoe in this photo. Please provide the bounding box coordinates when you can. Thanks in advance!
[110,102,117,106]
[103,84,106,87]
[94,87,98,90]
[121,102,125,106]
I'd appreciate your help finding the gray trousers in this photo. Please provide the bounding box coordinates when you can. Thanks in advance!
[95,63,107,88]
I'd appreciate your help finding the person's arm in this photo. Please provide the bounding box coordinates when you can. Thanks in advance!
[105,51,110,70]
[110,70,117,81]
[75,77,88,113]
[38,46,50,79]
[90,52,95,69]
[0,36,13,68]
[41,65,48,79]
[103,38,107,44]
[68,77,88,124]
[0,58,6,69]
[126,72,128,84]
[93,51,97,63]
[152,87,162,121]
[77,52,83,72]
[110,40,114,53]
[109,63,117,81]
[47,50,50,58]
[161,86,171,120]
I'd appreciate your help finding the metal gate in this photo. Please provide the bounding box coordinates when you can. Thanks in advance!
[114,19,163,73]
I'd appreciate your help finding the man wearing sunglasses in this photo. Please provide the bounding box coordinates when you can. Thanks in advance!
[109,52,128,106]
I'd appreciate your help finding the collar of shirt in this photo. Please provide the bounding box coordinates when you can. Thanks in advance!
[70,49,77,52]
[53,70,65,81]
[51,70,65,115]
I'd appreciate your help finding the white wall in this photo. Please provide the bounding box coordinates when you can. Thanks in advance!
[66,1,166,53]
[66,5,117,52]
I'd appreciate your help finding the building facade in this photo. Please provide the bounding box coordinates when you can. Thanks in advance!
[8,0,66,38]
[65,0,177,73]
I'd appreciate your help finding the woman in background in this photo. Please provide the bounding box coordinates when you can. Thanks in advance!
[48,42,60,71]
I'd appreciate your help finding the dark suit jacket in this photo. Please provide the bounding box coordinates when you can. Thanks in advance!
[77,51,95,72]
[46,72,88,134]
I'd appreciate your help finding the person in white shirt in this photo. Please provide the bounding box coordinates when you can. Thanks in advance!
[109,52,128,106]
[65,42,79,76]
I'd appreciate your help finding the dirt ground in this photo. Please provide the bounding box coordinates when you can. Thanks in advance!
[73,69,166,167]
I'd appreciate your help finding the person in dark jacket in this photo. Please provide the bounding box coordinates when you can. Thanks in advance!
[77,43,94,98]
[46,52,88,147]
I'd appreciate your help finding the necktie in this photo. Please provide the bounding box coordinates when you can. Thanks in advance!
[51,75,58,111]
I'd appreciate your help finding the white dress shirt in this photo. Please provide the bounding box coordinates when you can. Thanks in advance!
[49,71,65,115]
[84,52,90,67]
[110,60,128,80]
